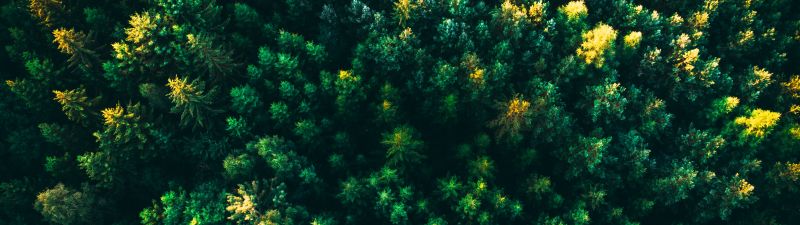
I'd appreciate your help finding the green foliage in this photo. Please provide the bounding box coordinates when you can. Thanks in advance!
[141,183,227,225]
[381,125,425,171]
[3,0,800,224]
[167,76,218,128]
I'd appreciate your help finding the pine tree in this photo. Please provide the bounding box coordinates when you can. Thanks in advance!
[166,76,218,128]
[52,87,95,123]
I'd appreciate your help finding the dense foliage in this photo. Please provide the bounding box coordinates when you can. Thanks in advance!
[1,0,799,224]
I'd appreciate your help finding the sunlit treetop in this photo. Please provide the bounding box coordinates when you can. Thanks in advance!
[781,75,800,98]
[750,66,773,88]
[722,97,740,112]
[393,0,417,26]
[469,68,485,86]
[669,13,684,26]
[28,0,63,27]
[576,23,617,68]
[679,48,700,72]
[101,104,136,128]
[728,174,755,198]
[52,28,85,55]
[125,12,158,44]
[111,42,134,60]
[506,95,531,118]
[338,70,356,81]
[734,109,781,138]
[167,76,197,105]
[53,88,92,122]
[623,31,642,49]
[225,183,260,222]
[777,162,800,181]
[690,12,710,30]
[528,1,546,24]
[500,0,528,25]
[491,94,532,139]
[560,1,588,21]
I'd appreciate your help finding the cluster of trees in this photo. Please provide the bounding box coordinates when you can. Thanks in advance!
[1,0,799,224]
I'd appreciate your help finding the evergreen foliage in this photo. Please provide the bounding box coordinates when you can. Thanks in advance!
[1,0,800,224]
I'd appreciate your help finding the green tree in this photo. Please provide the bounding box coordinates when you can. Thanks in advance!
[166,76,218,128]
[382,125,425,171]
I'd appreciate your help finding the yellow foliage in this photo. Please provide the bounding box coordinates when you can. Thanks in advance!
[52,28,80,54]
[730,174,754,198]
[674,33,692,49]
[734,109,781,138]
[226,185,258,222]
[751,66,773,87]
[690,12,709,30]
[679,48,700,72]
[782,75,800,98]
[167,76,196,105]
[394,0,417,26]
[125,12,157,44]
[111,42,133,60]
[399,27,414,41]
[704,0,720,12]
[101,104,134,128]
[506,95,531,118]
[560,1,587,21]
[28,0,62,26]
[338,70,356,81]
[382,100,392,111]
[186,33,198,47]
[650,10,661,20]
[528,1,546,24]
[623,31,642,49]
[53,89,87,107]
[724,96,740,112]
[669,13,684,26]
[779,162,800,181]
[737,30,754,46]
[500,0,528,25]
[469,68,485,85]
[576,23,617,68]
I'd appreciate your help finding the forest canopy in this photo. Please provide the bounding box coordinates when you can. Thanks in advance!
[1,0,799,224]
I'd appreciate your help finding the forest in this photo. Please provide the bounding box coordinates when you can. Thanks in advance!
[1,0,799,224]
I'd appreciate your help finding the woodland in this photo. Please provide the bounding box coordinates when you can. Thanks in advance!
[1,0,800,224]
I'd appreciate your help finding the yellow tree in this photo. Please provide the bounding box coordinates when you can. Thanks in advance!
[576,23,617,68]
[728,108,781,146]
[559,1,588,21]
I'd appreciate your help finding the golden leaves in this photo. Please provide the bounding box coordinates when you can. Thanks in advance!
[111,42,133,60]
[734,109,781,138]
[730,174,755,198]
[167,76,196,105]
[576,23,617,68]
[782,75,800,98]
[560,1,588,21]
[52,28,82,54]
[101,104,131,127]
[125,12,157,44]
[506,95,531,118]
[624,31,642,49]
